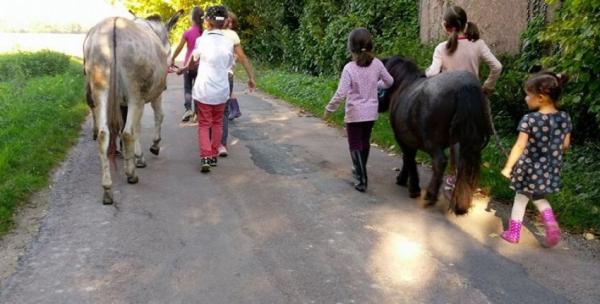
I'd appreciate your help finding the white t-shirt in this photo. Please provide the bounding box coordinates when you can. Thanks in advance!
[222,29,240,45]
[222,29,240,73]
[191,30,234,105]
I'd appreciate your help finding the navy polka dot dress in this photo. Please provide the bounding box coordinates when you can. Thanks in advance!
[510,111,572,196]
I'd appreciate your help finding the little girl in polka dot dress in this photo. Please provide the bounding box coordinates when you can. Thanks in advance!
[500,71,572,247]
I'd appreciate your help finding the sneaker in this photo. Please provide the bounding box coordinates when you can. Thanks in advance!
[200,158,211,173]
[209,157,218,167]
[218,145,228,157]
[181,109,193,122]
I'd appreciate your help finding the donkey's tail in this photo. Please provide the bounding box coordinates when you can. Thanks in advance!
[449,84,491,215]
[107,17,123,164]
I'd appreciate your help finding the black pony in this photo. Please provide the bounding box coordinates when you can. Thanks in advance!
[381,56,491,215]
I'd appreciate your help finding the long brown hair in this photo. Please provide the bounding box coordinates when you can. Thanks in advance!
[347,28,374,67]
[191,6,204,29]
[443,6,480,55]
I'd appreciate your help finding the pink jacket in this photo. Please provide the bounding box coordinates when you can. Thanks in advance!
[326,58,393,123]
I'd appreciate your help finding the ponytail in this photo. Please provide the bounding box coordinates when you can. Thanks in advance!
[355,51,374,67]
[443,5,468,55]
[191,6,204,29]
[348,28,374,67]
[465,21,480,41]
[447,31,459,55]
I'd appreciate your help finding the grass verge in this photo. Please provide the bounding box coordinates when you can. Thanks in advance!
[0,51,87,236]
[238,64,600,234]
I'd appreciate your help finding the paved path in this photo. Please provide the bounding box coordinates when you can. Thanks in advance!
[1,74,599,303]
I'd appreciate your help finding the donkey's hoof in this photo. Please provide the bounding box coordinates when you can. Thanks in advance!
[149,146,160,155]
[135,159,147,168]
[127,175,139,184]
[102,191,113,205]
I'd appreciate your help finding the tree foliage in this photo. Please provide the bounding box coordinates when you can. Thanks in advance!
[222,0,423,75]
[539,0,600,140]
[117,0,219,43]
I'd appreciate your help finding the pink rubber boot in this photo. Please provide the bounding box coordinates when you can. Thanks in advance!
[541,209,561,248]
[501,220,522,244]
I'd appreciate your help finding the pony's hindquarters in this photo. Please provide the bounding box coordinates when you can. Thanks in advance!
[450,84,490,215]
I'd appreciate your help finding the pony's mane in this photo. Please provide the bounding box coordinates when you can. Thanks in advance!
[383,56,424,88]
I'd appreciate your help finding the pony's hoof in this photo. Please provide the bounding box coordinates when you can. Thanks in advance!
[127,175,139,184]
[396,177,408,187]
[102,191,113,205]
[425,192,438,202]
[424,200,437,207]
[149,145,160,155]
[409,191,421,198]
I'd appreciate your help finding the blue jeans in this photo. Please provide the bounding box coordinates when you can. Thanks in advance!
[183,69,197,111]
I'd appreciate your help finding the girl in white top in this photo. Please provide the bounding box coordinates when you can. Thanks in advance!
[177,5,254,173]
[426,5,503,188]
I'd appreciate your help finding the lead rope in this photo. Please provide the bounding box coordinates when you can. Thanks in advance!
[485,96,509,157]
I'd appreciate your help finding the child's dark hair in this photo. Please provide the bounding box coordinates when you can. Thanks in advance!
[525,71,569,103]
[347,28,374,67]
[443,5,480,55]
[205,5,228,29]
[227,11,238,30]
[191,6,204,29]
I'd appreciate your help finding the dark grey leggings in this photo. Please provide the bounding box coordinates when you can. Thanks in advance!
[221,73,234,146]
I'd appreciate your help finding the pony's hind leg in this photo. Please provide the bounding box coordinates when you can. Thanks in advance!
[401,147,421,198]
[425,148,447,206]
[396,164,409,186]
[149,97,163,155]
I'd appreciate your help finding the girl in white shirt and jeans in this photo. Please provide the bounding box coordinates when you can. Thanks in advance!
[178,5,255,173]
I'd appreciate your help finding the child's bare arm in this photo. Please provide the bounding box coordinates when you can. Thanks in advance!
[501,132,529,178]
[563,133,571,151]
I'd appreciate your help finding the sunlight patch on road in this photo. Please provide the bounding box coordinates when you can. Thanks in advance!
[367,228,434,290]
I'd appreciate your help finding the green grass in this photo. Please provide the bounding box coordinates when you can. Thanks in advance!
[0,51,88,235]
[239,64,600,234]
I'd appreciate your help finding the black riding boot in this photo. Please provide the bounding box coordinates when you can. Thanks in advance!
[352,150,367,192]
[350,151,359,180]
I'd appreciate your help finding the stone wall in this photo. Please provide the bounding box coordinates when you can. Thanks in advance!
[419,0,550,54]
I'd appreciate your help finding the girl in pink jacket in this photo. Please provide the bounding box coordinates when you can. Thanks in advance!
[324,28,393,192]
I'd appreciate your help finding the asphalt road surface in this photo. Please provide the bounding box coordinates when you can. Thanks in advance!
[1,74,599,303]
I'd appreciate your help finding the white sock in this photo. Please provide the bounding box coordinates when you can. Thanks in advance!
[510,193,529,222]
[533,198,552,212]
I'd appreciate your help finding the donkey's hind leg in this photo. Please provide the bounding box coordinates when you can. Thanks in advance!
[93,96,113,204]
[122,102,143,184]
[425,148,447,206]
[149,97,163,156]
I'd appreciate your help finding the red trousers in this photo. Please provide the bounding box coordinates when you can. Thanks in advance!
[195,101,226,158]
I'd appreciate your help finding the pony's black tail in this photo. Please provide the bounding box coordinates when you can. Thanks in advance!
[449,84,491,215]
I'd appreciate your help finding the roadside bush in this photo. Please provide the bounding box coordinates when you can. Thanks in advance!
[0,50,71,82]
